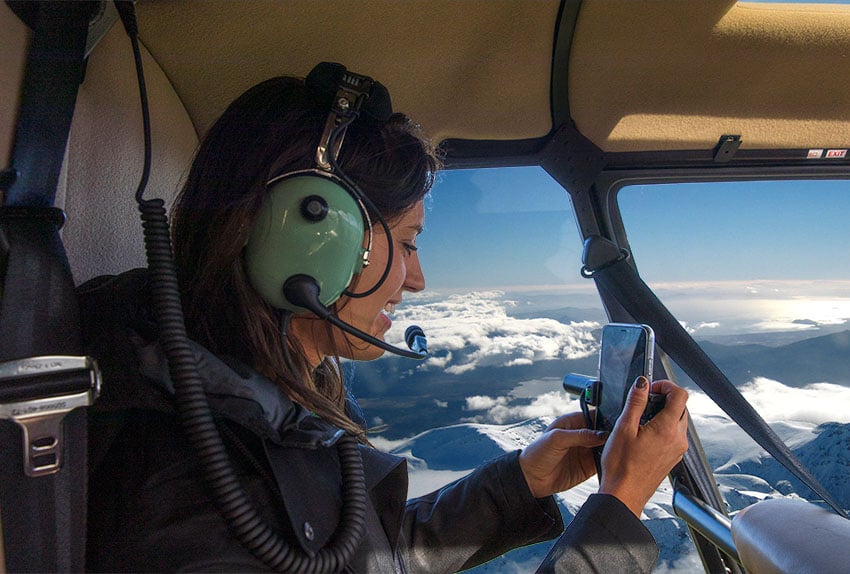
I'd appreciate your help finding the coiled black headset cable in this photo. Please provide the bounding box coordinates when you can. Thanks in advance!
[114,2,367,570]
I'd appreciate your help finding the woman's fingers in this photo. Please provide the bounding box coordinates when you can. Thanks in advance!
[648,379,689,426]
[545,411,590,432]
[598,378,690,517]
[617,376,650,433]
[544,428,607,450]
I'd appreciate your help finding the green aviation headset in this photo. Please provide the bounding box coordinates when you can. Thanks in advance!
[243,62,427,359]
[244,169,371,312]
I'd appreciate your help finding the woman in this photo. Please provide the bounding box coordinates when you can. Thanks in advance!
[82,66,688,572]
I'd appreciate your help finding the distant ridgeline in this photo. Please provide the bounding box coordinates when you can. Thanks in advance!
[695,330,850,388]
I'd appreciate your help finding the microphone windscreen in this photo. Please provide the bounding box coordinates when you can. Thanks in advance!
[405,325,424,348]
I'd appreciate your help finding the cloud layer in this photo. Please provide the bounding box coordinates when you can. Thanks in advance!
[387,291,599,375]
[463,389,581,424]
[688,376,850,425]
[463,376,850,428]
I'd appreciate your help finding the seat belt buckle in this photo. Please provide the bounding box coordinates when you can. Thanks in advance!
[0,356,101,477]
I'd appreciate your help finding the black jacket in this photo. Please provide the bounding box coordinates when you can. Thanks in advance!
[81,270,658,573]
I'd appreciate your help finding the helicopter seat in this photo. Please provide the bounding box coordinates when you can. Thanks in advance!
[1,1,199,285]
[60,19,199,284]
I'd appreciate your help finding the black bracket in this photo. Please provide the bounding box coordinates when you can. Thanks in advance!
[580,234,630,277]
[713,134,741,163]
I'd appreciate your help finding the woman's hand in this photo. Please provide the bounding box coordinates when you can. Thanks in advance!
[519,412,607,499]
[599,376,690,517]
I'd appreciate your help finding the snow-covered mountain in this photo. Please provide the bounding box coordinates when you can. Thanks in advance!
[357,290,850,571]
[379,414,850,573]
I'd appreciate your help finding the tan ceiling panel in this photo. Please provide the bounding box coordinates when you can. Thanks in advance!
[570,0,850,152]
[135,0,560,145]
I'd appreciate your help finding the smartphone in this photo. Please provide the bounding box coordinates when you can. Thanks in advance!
[594,323,655,433]
[588,323,656,479]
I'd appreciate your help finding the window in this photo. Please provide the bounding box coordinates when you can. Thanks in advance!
[348,166,606,570]
[618,180,850,521]
[348,171,850,572]
[351,167,604,445]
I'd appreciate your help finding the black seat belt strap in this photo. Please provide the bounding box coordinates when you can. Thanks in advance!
[583,235,849,519]
[0,2,102,571]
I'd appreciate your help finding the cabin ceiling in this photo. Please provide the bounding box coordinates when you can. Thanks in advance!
[134,0,850,154]
[135,0,561,146]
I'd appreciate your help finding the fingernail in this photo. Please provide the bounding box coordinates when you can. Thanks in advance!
[635,376,648,389]
[596,431,610,439]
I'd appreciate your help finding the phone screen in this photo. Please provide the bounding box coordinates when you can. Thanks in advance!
[596,324,654,432]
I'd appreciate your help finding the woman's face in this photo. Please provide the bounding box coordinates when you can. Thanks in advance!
[293,200,426,364]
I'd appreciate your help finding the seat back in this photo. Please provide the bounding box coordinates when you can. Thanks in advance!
[2,2,199,284]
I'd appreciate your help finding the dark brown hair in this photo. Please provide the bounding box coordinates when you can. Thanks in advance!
[171,76,440,436]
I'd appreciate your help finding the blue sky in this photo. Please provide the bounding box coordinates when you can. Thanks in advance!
[419,167,580,289]
[418,168,850,290]
[619,180,850,282]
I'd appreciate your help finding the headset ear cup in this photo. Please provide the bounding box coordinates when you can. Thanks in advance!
[244,174,366,313]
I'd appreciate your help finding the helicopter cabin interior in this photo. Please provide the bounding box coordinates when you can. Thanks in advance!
[2,0,850,572]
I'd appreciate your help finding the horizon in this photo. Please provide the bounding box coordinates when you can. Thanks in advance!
[409,167,850,339]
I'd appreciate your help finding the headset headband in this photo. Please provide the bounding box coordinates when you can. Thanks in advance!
[306,63,391,170]
[305,62,392,129]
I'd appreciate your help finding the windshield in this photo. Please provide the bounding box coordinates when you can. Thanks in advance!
[618,179,850,519]
[348,169,850,572]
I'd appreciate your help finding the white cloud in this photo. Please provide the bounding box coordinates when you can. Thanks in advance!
[433,399,448,408]
[369,435,408,452]
[738,378,850,425]
[463,391,580,425]
[418,351,452,369]
[464,395,508,411]
[751,320,818,332]
[386,291,599,374]
[688,377,850,425]
[681,320,722,334]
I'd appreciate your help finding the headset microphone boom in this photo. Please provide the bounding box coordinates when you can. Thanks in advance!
[282,274,428,360]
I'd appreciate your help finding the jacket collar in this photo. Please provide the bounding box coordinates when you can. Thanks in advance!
[136,336,344,447]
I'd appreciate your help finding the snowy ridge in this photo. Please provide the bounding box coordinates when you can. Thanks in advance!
[383,413,849,572]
